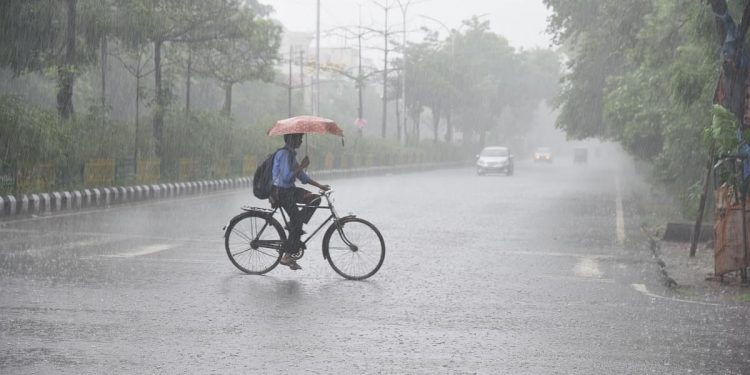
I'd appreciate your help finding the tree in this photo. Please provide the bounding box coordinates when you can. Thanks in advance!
[322,22,379,136]
[449,17,516,147]
[112,42,154,164]
[403,31,451,143]
[402,17,559,146]
[193,5,281,116]
[114,0,241,157]
[0,0,107,119]
[543,0,652,139]
[544,0,726,214]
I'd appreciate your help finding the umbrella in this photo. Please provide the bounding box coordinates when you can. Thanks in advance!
[267,115,344,137]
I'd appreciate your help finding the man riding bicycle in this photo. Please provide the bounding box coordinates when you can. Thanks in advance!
[272,133,330,270]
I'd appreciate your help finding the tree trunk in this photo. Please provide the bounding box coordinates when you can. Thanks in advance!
[153,40,165,158]
[445,111,453,142]
[300,50,305,114]
[222,82,233,116]
[288,45,293,117]
[414,113,420,143]
[432,110,440,143]
[357,29,363,137]
[381,7,389,139]
[57,0,77,120]
[357,81,363,137]
[185,47,192,115]
[100,36,107,114]
[134,74,140,174]
[395,100,402,143]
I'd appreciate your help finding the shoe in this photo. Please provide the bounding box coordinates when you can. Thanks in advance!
[279,254,302,270]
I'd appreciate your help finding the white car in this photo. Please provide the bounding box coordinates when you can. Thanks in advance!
[476,146,514,176]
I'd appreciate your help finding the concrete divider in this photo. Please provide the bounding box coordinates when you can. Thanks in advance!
[81,189,91,208]
[0,161,467,220]
[151,185,161,199]
[18,195,29,215]
[60,192,71,210]
[72,191,82,209]
[30,194,41,215]
[4,195,16,216]
[93,189,102,206]
[39,193,51,214]
[51,192,62,212]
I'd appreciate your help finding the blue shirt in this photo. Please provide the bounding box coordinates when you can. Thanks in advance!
[272,147,311,188]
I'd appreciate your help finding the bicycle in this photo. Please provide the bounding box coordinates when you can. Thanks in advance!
[223,190,385,280]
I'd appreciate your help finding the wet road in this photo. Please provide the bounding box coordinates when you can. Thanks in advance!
[1,158,749,374]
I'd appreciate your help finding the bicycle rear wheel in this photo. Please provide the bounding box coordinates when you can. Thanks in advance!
[323,217,385,280]
[224,211,285,275]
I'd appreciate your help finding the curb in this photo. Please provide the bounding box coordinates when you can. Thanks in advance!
[641,226,678,288]
[0,161,466,221]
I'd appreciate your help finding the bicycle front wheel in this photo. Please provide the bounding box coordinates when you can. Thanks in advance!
[323,217,385,280]
[224,211,285,275]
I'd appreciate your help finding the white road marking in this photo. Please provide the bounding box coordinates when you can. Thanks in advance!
[574,256,603,278]
[101,244,177,258]
[615,175,625,245]
[0,227,221,245]
[501,250,614,259]
[536,275,615,284]
[24,238,115,255]
[631,283,719,306]
[137,258,222,264]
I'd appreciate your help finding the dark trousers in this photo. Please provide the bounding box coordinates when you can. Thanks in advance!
[275,187,320,254]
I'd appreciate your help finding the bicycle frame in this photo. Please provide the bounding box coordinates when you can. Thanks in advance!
[250,190,357,251]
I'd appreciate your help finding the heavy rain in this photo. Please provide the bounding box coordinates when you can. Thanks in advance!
[1,0,749,373]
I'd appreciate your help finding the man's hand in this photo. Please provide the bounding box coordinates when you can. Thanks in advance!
[300,156,310,169]
[319,184,331,191]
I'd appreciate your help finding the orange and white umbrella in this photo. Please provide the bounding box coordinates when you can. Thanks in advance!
[267,115,344,137]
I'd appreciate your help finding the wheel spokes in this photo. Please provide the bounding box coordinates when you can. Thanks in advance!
[226,214,283,274]
[327,220,383,279]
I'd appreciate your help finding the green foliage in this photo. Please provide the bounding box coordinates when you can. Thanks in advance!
[706,105,740,155]
[545,0,722,216]
[0,96,61,162]
[406,17,560,146]
[545,0,652,139]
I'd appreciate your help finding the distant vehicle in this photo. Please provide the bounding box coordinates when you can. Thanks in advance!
[574,148,588,164]
[533,147,552,162]
[476,146,514,176]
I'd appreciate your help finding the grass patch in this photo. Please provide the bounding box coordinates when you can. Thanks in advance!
[728,293,750,303]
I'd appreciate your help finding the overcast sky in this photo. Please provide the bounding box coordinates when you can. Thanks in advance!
[266,0,555,50]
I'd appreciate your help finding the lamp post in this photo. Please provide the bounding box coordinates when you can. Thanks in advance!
[315,0,320,116]
[397,1,413,144]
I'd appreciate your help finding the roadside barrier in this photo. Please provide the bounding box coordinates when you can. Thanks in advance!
[0,161,467,219]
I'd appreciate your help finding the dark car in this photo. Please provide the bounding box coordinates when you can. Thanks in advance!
[476,146,514,176]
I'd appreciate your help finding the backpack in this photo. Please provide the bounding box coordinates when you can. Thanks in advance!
[252,148,284,199]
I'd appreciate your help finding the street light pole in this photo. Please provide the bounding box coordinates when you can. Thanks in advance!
[315,0,321,116]
[397,1,412,144]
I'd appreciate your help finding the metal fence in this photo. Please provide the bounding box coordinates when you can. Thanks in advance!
[0,150,454,195]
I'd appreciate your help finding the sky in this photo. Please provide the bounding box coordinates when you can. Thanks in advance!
[266,0,555,51]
